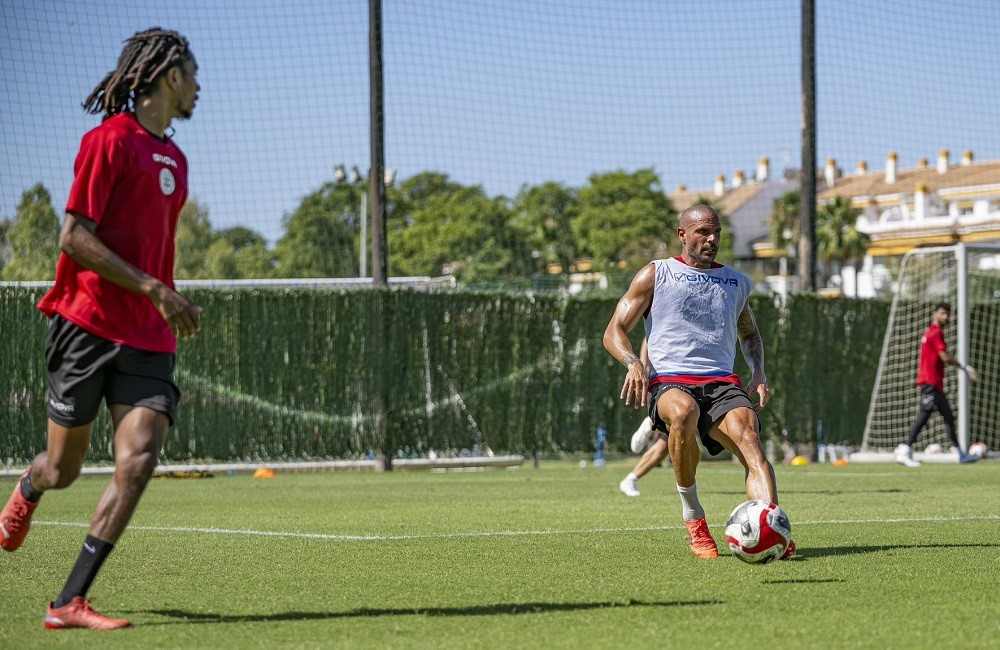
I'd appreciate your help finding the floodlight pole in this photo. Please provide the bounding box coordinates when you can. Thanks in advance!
[799,0,818,292]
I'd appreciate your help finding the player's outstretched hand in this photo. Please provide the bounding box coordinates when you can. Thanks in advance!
[620,358,648,408]
[966,365,979,384]
[171,301,204,340]
[746,374,772,412]
[152,284,204,339]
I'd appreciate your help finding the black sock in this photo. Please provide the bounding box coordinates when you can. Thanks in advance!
[53,535,114,608]
[20,470,43,503]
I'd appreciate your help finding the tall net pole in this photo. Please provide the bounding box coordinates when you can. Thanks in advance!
[956,244,969,450]
[370,0,392,470]
[799,0,817,292]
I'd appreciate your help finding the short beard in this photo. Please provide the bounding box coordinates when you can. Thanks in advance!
[687,246,717,266]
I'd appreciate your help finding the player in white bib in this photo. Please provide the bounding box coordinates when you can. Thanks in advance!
[604,204,795,560]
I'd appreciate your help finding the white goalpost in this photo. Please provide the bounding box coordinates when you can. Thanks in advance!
[856,244,1000,463]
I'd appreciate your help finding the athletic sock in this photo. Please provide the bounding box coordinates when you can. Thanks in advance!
[676,483,706,521]
[53,535,114,608]
[20,470,43,503]
[625,472,638,482]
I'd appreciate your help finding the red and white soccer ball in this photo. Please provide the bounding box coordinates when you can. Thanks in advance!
[969,442,989,459]
[725,500,792,564]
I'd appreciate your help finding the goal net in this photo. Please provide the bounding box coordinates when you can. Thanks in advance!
[861,244,1000,455]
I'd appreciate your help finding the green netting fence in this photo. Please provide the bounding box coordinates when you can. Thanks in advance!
[0,287,887,465]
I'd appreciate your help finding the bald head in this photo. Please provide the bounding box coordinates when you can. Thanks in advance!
[679,204,720,229]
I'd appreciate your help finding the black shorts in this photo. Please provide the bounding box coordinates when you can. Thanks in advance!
[45,314,180,427]
[917,384,953,415]
[647,381,755,456]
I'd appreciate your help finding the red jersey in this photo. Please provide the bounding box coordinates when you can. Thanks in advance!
[916,322,947,391]
[38,112,188,353]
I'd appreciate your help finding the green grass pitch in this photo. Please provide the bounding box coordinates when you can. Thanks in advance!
[2,459,999,648]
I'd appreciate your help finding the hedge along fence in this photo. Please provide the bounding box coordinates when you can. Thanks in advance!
[0,286,888,465]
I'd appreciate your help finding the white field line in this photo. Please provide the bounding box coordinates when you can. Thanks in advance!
[800,471,913,477]
[34,514,1000,543]
[703,467,921,478]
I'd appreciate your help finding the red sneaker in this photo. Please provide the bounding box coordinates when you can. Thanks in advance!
[1,469,39,551]
[685,517,719,559]
[44,597,132,630]
[780,539,797,560]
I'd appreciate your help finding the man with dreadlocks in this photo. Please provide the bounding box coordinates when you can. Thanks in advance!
[0,28,202,630]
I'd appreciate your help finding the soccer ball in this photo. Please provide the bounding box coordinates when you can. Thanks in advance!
[725,500,792,564]
[924,443,943,454]
[969,442,989,459]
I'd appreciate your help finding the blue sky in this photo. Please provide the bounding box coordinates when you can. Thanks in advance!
[2,0,998,244]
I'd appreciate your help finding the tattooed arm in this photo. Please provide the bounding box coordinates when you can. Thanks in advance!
[737,302,772,412]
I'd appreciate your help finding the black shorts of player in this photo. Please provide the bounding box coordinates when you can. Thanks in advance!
[45,314,180,427]
[647,381,755,456]
[917,383,954,416]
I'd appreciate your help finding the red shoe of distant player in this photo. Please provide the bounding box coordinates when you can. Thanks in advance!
[780,539,797,560]
[685,517,719,559]
[44,597,132,630]
[1,469,39,551]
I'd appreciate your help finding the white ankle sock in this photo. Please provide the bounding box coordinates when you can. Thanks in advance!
[677,483,705,521]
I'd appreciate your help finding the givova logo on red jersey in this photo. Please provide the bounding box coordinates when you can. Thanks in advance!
[152,153,178,168]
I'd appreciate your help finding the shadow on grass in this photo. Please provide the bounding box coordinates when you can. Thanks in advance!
[703,488,911,496]
[133,598,724,625]
[762,578,845,584]
[789,542,998,559]
[782,489,911,496]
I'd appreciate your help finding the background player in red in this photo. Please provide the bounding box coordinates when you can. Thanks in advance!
[0,28,202,630]
[896,302,979,467]
[604,205,793,560]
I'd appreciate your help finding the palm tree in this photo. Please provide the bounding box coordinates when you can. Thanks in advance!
[817,195,869,294]
[768,190,800,255]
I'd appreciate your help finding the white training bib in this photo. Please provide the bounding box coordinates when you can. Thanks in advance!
[644,258,752,379]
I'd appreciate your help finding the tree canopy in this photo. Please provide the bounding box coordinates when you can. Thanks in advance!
[510,181,580,274]
[6,167,741,287]
[0,183,60,281]
[573,168,677,272]
[390,175,531,282]
[274,181,362,278]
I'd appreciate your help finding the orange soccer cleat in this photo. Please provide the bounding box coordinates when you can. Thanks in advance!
[1,470,39,552]
[685,517,719,559]
[44,597,132,630]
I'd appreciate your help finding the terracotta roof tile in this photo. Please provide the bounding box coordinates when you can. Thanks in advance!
[818,159,1000,201]
[668,183,765,215]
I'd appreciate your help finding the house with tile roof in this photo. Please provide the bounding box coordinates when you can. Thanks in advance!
[687,150,1000,297]
[817,150,1000,296]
